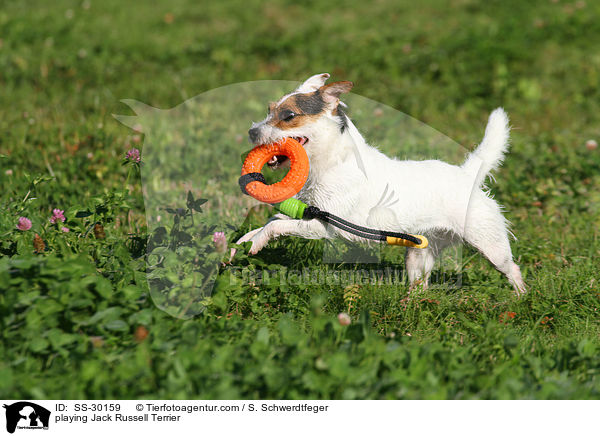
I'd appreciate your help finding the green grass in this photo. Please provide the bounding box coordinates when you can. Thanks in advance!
[1,0,600,399]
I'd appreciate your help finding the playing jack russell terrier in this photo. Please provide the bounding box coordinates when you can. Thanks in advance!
[236,73,526,295]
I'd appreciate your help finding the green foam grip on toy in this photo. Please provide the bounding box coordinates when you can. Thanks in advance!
[277,198,307,219]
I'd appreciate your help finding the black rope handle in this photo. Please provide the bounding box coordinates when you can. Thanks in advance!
[303,205,422,245]
[311,214,386,242]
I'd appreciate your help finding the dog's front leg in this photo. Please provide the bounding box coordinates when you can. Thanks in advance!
[236,214,330,255]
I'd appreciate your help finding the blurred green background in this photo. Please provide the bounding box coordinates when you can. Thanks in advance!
[1,0,599,399]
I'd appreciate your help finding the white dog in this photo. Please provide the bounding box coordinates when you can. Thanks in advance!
[237,73,526,294]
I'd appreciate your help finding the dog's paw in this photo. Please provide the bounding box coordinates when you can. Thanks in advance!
[234,227,270,255]
[247,228,271,255]
[236,227,263,245]
[231,227,263,259]
[513,282,527,298]
[408,279,428,293]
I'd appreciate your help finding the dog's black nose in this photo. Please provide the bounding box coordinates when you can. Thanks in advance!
[248,127,260,143]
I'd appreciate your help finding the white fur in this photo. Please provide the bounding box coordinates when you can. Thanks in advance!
[237,75,526,295]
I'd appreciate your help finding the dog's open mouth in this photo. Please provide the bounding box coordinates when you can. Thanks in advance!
[267,136,308,168]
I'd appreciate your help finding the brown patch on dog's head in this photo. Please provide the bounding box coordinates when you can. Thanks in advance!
[268,81,354,131]
[268,91,326,129]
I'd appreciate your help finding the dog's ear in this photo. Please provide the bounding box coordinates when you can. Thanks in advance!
[319,81,353,106]
[296,73,330,93]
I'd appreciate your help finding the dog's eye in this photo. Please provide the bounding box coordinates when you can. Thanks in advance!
[280,110,296,121]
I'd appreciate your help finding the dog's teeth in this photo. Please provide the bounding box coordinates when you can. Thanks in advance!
[268,156,278,164]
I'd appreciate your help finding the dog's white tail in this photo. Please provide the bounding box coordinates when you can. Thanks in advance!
[462,108,510,187]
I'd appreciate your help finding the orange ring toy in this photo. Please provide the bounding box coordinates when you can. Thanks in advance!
[239,137,309,204]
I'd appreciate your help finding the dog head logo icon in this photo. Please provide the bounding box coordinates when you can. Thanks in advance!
[3,402,50,434]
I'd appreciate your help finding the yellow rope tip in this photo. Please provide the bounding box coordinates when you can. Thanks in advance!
[386,235,428,249]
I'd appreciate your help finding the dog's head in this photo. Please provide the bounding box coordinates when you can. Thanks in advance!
[248,73,353,168]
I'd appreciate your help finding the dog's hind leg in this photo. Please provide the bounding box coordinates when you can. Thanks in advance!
[405,246,436,290]
[463,194,526,295]
[467,235,525,295]
[405,235,454,290]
